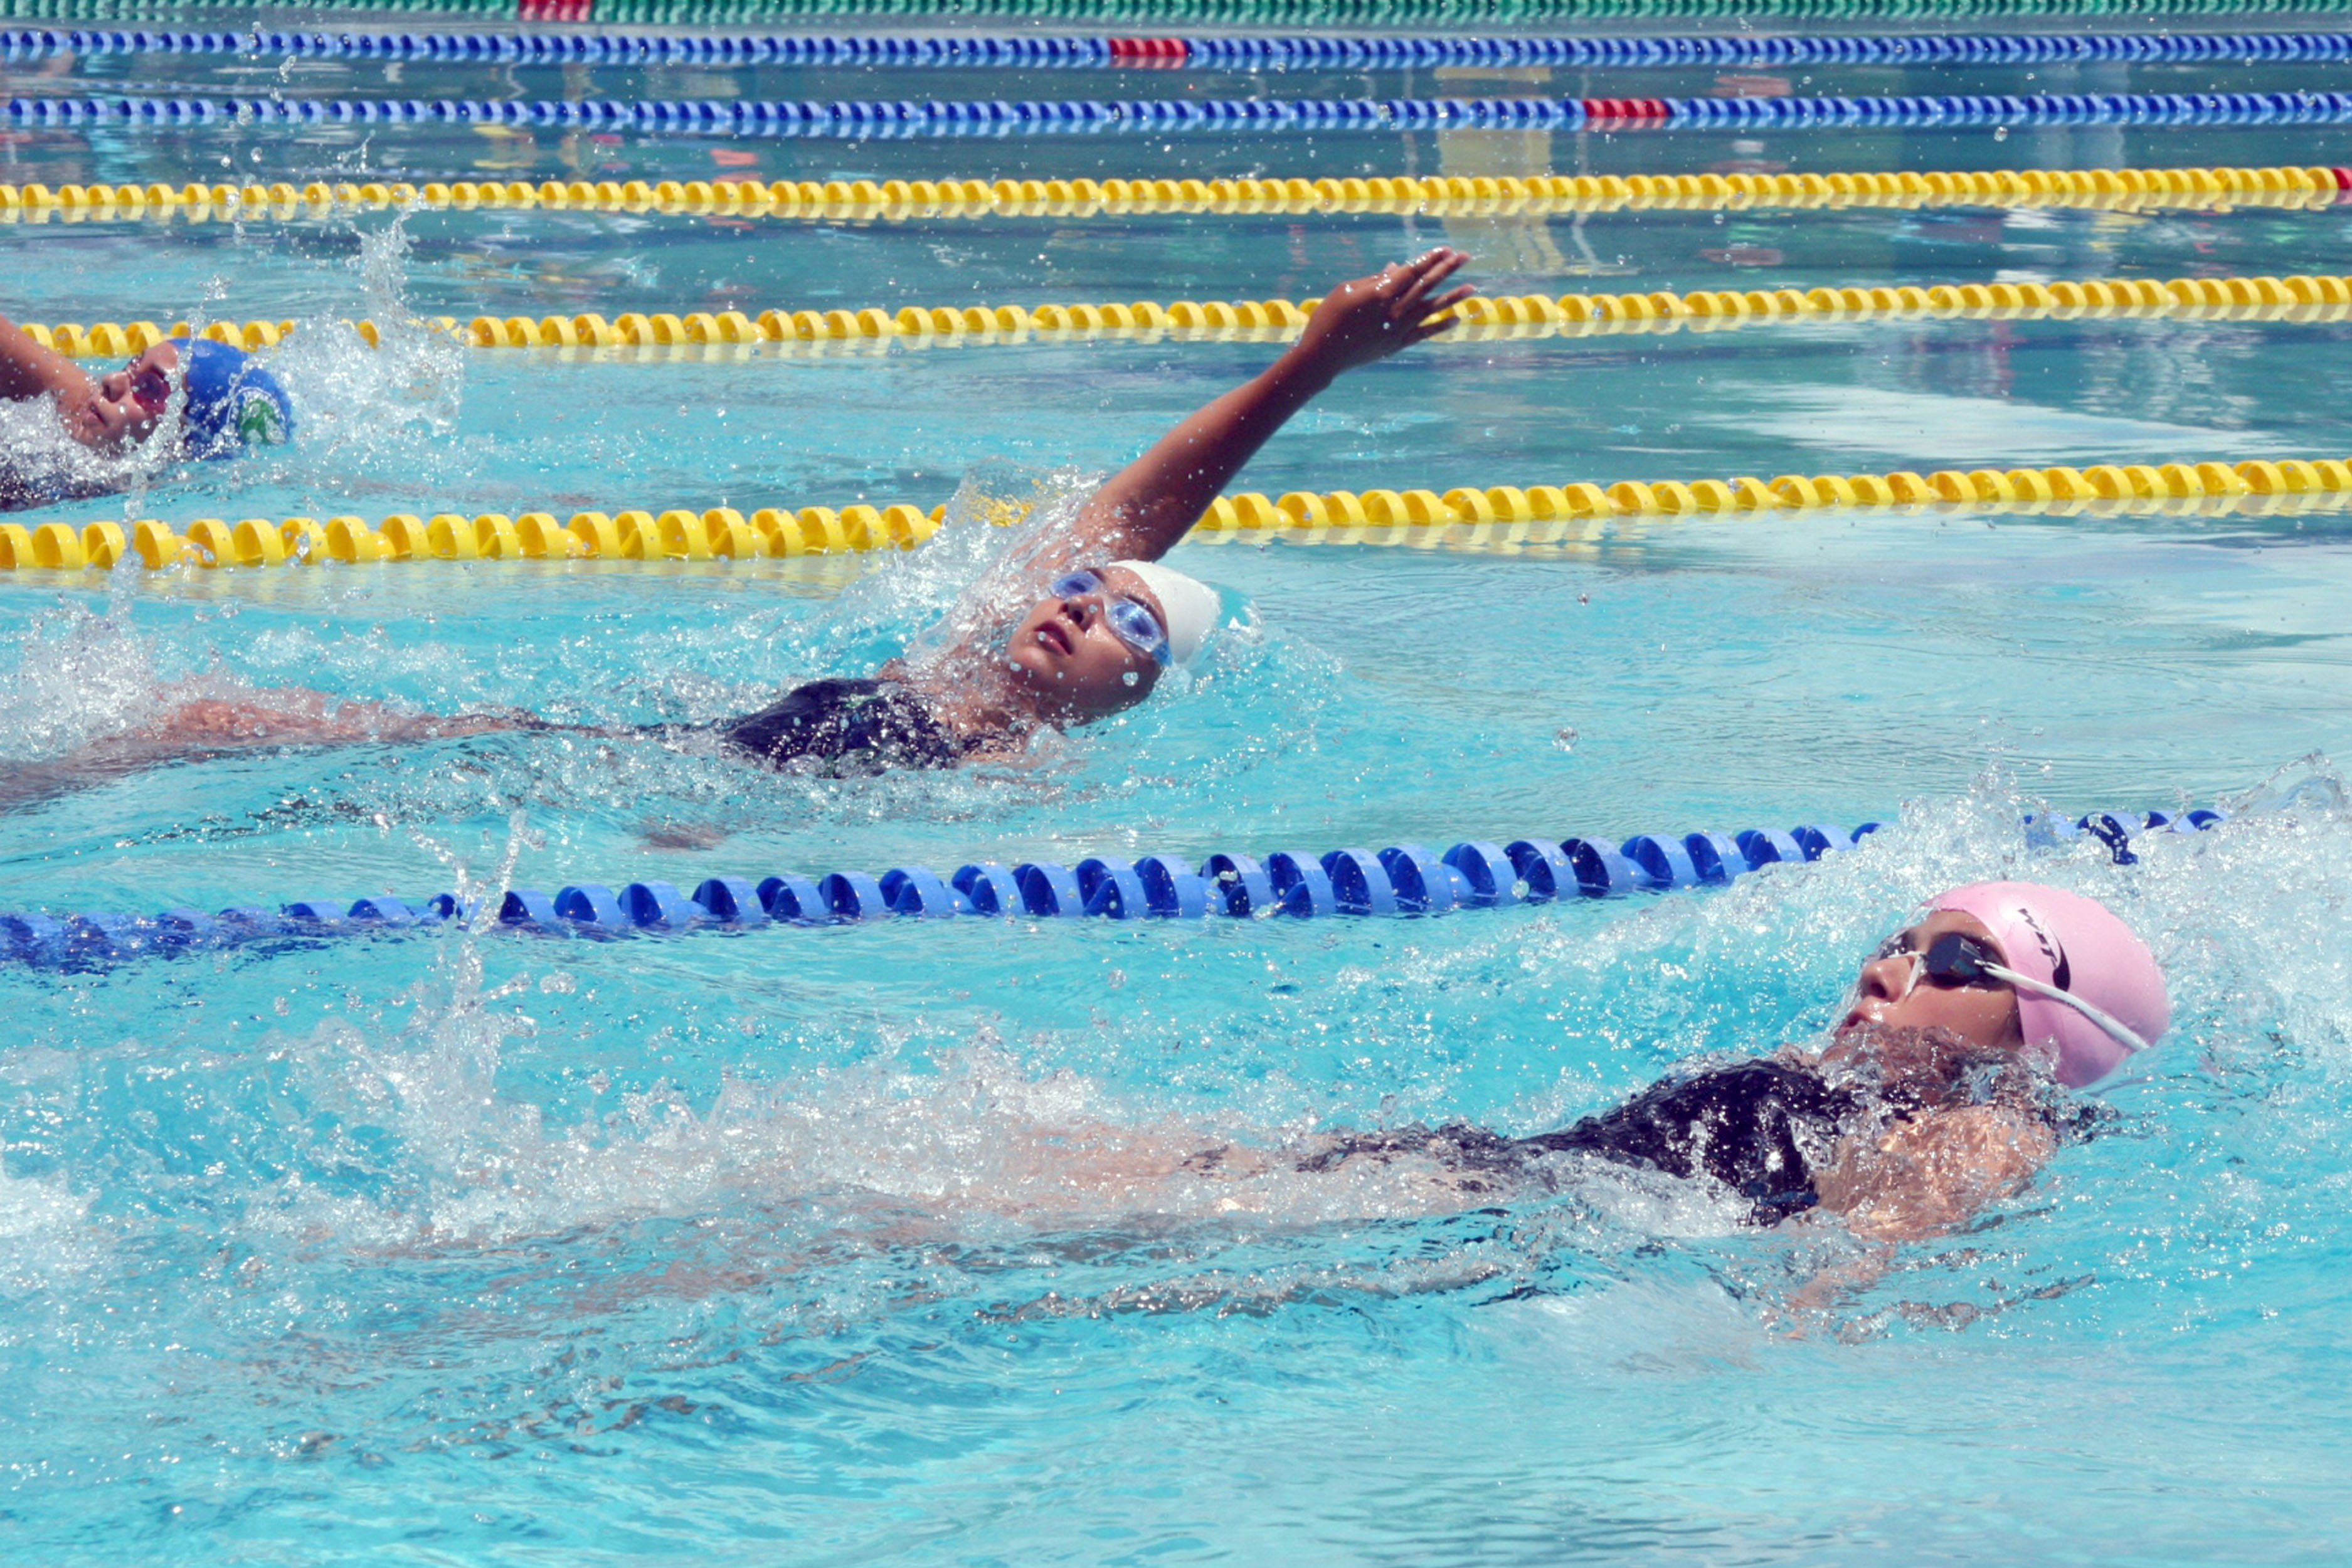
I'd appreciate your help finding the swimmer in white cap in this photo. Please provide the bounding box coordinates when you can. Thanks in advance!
[0,253,1471,798]
[712,248,1475,774]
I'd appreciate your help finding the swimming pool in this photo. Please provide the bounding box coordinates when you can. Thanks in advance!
[5,21,2352,1564]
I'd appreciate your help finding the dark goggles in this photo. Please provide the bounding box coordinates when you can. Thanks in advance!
[1873,930,2008,990]
[1048,569,1170,665]
[1870,921,2152,1060]
[124,358,174,415]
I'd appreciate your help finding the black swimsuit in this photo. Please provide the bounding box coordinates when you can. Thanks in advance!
[715,677,967,776]
[1302,1061,1887,1225]
[1516,1060,1877,1223]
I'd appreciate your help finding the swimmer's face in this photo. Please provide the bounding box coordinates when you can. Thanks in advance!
[77,341,181,452]
[1833,909,2025,1059]
[1002,564,1165,726]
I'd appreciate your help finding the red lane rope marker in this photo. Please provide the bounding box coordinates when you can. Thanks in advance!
[1108,36,1191,63]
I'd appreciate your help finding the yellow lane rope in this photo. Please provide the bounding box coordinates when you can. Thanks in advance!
[6,455,2348,573]
[2,164,2343,228]
[23,270,2352,360]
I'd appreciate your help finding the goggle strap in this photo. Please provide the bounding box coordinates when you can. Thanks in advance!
[1977,960,2152,1056]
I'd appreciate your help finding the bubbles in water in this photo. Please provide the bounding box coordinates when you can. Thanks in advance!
[0,602,167,764]
[870,465,1104,674]
[256,217,467,492]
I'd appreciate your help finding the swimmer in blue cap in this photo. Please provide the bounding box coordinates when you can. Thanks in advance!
[0,312,293,506]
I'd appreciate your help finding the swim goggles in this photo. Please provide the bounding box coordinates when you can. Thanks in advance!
[1048,569,1170,665]
[1877,929,2153,1055]
[123,356,174,415]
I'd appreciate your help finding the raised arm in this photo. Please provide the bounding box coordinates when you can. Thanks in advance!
[1053,248,1474,566]
[0,312,102,443]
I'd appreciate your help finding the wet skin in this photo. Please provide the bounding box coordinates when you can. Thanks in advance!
[1801,911,2057,1247]
[1825,909,2028,1086]
[66,340,180,451]
[999,564,1167,726]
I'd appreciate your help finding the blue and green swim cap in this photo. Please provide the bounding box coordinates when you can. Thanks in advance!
[165,338,295,458]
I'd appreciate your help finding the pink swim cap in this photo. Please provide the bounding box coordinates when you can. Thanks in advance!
[1927,882,2169,1088]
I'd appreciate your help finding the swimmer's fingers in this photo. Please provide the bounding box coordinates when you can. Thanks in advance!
[1360,248,1463,314]
[1390,250,1473,337]
[1293,251,1473,374]
[1405,284,1480,343]
[1389,248,1470,314]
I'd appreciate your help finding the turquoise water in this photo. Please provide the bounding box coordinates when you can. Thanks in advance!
[5,29,2352,1566]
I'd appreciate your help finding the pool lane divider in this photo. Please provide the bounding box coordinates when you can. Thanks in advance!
[26,0,2352,25]
[15,88,2352,136]
[0,809,2215,970]
[11,164,2346,227]
[23,268,2352,363]
[11,453,2352,572]
[14,24,2352,70]
[21,26,2352,70]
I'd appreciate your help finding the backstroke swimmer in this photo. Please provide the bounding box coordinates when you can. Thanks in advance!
[1327,881,2165,1243]
[0,250,1475,801]
[919,882,2168,1248]
[898,884,2164,1251]
[0,312,294,510]
[0,272,2172,1258]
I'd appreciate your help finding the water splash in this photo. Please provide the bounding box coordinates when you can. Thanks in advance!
[882,464,1103,674]
[248,216,467,499]
[0,600,169,762]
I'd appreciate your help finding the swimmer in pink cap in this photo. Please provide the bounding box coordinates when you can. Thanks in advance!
[1840,882,2168,1089]
[1771,881,2172,1237]
[1168,879,2170,1244]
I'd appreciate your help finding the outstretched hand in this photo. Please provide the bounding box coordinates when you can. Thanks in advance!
[1051,248,1475,570]
[1285,248,1475,382]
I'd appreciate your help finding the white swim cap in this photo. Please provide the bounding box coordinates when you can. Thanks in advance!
[1108,559,1219,664]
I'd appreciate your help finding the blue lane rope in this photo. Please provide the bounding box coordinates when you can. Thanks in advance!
[8,25,2352,70]
[15,88,2352,135]
[0,808,2221,971]
[1180,29,2352,66]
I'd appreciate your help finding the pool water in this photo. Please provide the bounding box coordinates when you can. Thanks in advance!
[5,25,2352,1565]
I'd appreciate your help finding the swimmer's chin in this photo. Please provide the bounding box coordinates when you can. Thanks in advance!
[1818,1020,2045,1098]
[1825,1020,1925,1061]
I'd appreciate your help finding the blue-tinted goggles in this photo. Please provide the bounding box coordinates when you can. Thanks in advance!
[1049,569,1170,665]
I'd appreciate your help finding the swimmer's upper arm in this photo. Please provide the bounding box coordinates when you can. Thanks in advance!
[1054,352,1335,568]
[0,312,93,403]
[1814,1106,2057,1245]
